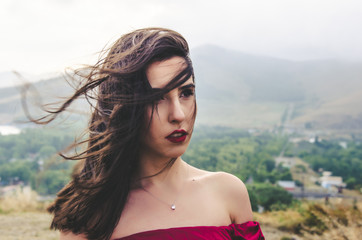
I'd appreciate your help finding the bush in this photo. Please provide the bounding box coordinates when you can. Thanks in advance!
[247,183,293,211]
[247,187,258,212]
[280,237,293,240]
[32,170,70,195]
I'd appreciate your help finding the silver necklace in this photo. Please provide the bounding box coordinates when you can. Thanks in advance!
[141,187,177,210]
[141,164,189,211]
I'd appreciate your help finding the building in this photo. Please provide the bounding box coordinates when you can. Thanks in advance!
[319,171,346,189]
[277,180,296,191]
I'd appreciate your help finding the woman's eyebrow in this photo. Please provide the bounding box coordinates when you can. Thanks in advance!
[151,83,195,91]
[179,83,195,90]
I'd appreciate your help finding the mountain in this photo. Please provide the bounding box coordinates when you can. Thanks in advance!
[1,45,362,131]
[191,45,362,130]
[0,74,87,126]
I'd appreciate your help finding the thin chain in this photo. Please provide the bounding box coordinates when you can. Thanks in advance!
[141,187,175,209]
[141,163,189,211]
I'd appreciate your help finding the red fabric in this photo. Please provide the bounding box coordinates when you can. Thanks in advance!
[115,221,264,240]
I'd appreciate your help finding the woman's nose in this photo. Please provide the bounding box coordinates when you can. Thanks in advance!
[168,99,185,123]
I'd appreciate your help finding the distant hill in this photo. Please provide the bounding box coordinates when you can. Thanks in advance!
[1,45,362,131]
[191,45,362,130]
[192,45,305,103]
[0,75,87,126]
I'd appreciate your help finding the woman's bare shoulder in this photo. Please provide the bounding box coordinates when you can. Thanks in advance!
[190,166,245,189]
[60,231,87,240]
[191,168,253,223]
[197,171,249,196]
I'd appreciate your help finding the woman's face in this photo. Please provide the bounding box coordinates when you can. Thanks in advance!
[142,56,195,160]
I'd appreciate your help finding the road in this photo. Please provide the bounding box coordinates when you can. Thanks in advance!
[290,190,362,200]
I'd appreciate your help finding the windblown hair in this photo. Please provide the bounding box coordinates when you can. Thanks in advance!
[41,28,195,240]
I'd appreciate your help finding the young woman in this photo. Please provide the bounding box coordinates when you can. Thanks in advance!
[43,28,264,240]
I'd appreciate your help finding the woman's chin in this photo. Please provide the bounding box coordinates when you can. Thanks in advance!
[163,149,187,159]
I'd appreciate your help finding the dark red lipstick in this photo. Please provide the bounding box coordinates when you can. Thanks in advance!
[166,129,187,143]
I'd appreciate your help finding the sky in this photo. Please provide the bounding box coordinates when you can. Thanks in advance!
[1,0,362,77]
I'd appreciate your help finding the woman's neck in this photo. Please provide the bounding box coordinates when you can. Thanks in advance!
[136,156,188,190]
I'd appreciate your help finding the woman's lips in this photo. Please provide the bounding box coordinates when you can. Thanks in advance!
[166,129,187,143]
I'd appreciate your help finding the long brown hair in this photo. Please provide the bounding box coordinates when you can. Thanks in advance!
[41,28,195,240]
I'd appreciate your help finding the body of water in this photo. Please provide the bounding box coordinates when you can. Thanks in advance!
[0,125,21,135]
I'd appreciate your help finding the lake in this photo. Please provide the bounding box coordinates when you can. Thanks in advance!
[0,125,21,135]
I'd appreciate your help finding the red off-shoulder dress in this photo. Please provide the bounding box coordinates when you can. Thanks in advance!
[114,221,264,240]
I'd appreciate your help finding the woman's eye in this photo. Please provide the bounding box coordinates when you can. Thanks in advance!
[181,89,194,98]
[157,96,165,101]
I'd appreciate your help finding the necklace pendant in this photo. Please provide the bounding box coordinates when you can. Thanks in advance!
[171,204,176,210]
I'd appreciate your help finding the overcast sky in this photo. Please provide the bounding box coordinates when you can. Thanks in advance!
[1,0,362,76]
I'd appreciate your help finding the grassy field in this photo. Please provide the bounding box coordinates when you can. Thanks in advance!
[0,212,58,240]
[0,187,59,239]
[255,199,362,240]
[1,203,360,240]
[0,189,361,240]
[0,211,285,240]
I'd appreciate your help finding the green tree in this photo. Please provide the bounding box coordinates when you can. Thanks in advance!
[33,170,70,195]
[248,183,293,211]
